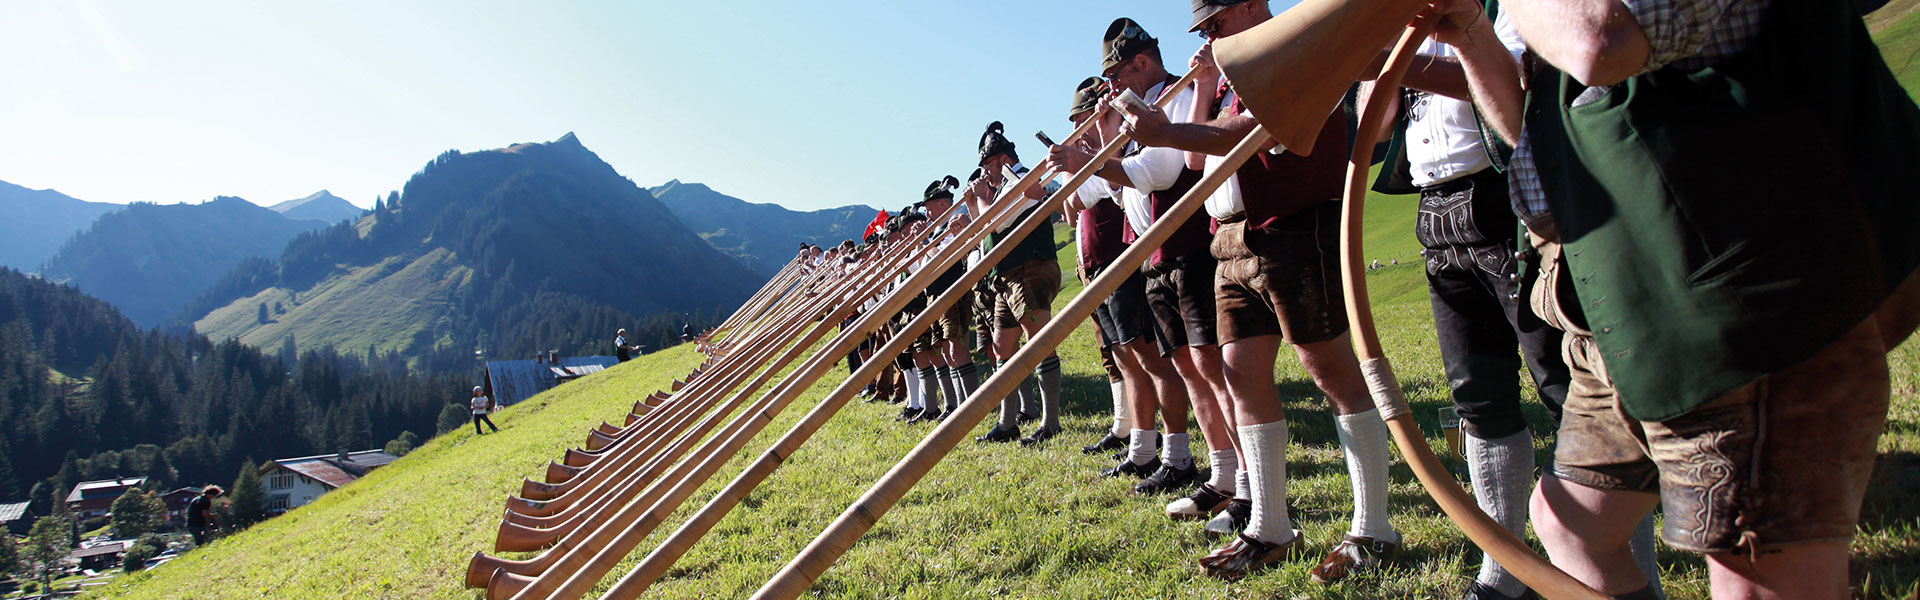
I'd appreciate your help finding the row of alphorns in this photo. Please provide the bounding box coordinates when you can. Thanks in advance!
[459,0,1608,596]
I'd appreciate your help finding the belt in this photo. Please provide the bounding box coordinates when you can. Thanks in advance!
[1215,212,1247,224]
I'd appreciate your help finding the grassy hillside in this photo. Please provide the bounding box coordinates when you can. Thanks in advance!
[93,185,1920,598]
[196,249,473,358]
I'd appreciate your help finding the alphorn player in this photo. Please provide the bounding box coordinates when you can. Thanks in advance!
[1119,0,1403,582]
[1356,5,1664,599]
[914,177,982,422]
[1050,77,1199,491]
[967,123,1068,446]
[1425,0,1920,597]
[1048,18,1231,498]
[886,206,940,423]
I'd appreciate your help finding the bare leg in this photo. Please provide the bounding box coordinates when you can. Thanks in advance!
[1531,476,1661,595]
[1706,543,1850,600]
[1291,333,1372,415]
[1183,344,1241,454]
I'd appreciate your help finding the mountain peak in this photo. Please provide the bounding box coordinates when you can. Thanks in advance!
[270,190,364,223]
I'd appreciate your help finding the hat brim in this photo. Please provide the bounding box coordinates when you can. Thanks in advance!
[1190,5,1229,32]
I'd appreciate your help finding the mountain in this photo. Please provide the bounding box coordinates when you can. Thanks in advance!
[651,179,875,275]
[0,180,119,272]
[270,190,366,224]
[190,133,760,371]
[39,197,332,328]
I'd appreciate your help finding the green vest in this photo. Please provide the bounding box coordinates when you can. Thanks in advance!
[1524,0,1920,420]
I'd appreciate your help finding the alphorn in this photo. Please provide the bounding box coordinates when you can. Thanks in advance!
[499,239,908,521]
[538,168,1095,599]
[471,216,935,590]
[713,256,803,335]
[492,206,1012,599]
[592,74,1198,600]
[1214,8,1605,598]
[491,239,923,549]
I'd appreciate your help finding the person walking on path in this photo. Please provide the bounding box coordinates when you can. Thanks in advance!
[471,385,500,435]
[615,328,643,363]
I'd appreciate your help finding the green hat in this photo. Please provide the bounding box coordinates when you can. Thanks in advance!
[923,175,959,203]
[1190,0,1254,33]
[977,121,1017,166]
[1070,77,1108,119]
[1101,17,1158,73]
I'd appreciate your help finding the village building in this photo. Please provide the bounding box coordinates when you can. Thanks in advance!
[0,501,31,535]
[483,351,618,407]
[160,487,202,527]
[64,477,147,519]
[67,540,127,572]
[259,450,400,516]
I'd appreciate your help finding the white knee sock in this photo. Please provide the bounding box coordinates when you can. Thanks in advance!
[904,374,923,410]
[1466,429,1535,596]
[1110,380,1130,436]
[1335,409,1396,542]
[1235,468,1251,502]
[1163,432,1193,468]
[1207,449,1238,493]
[1239,419,1296,545]
[1128,429,1159,466]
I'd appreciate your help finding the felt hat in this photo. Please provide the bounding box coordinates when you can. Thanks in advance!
[1101,17,1159,73]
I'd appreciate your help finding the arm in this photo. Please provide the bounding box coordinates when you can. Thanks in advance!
[1430,0,1529,145]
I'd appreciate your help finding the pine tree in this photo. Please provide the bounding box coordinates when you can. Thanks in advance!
[24,515,70,586]
[0,531,17,579]
[228,459,263,529]
[109,489,164,538]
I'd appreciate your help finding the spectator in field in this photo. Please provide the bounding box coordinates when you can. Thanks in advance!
[615,328,642,362]
[187,485,223,545]
[471,385,500,434]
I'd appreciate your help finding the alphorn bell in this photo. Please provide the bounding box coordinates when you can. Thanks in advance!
[1218,5,1606,600]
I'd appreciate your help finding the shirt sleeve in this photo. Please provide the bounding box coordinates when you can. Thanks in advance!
[1620,0,1763,74]
[1492,9,1527,59]
[1069,177,1114,211]
[1118,86,1197,193]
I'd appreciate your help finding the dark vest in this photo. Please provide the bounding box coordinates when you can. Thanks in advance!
[1077,196,1127,270]
[1525,0,1920,420]
[1233,106,1348,230]
[984,167,1057,276]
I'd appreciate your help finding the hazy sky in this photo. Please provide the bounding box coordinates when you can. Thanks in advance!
[0,1,1297,212]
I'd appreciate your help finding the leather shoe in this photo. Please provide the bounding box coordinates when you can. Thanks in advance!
[1081,432,1126,454]
[1200,530,1306,581]
[1018,426,1060,446]
[1309,533,1401,584]
[1101,455,1160,479]
[1462,581,1538,600]
[975,424,1020,443]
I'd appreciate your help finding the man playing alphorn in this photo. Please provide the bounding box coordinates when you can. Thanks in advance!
[1429,0,1920,597]
[968,124,1068,446]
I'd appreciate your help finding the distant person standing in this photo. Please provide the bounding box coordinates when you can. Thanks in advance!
[681,322,693,344]
[187,485,223,545]
[471,386,500,434]
[615,328,642,362]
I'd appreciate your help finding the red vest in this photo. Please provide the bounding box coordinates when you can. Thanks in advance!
[1224,84,1348,230]
[1077,198,1127,271]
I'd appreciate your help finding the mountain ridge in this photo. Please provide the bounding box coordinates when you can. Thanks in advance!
[270,190,365,224]
[651,180,876,275]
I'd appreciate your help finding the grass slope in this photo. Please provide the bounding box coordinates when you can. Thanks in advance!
[195,248,472,358]
[97,189,1920,599]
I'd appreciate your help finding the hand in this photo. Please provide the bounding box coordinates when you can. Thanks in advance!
[1118,101,1173,146]
[1189,42,1220,83]
[1424,0,1485,47]
[1045,143,1093,174]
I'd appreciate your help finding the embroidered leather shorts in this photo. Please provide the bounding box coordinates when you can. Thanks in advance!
[990,258,1061,330]
[914,292,972,352]
[1211,204,1348,347]
[1537,240,1910,554]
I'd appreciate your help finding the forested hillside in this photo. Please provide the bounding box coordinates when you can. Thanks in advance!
[0,181,118,273]
[652,180,876,275]
[0,266,469,519]
[39,197,332,328]
[189,133,756,372]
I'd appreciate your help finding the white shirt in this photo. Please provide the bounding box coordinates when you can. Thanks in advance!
[470,395,491,415]
[1405,12,1527,187]
[988,162,1037,233]
[1116,79,1198,236]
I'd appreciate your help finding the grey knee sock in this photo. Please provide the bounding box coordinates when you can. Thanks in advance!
[1019,372,1040,417]
[996,361,1020,428]
[936,366,959,413]
[917,367,943,414]
[1037,355,1062,430]
[1630,513,1665,599]
[954,362,979,411]
[1465,429,1536,597]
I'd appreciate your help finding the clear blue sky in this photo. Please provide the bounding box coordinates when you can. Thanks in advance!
[0,1,1301,213]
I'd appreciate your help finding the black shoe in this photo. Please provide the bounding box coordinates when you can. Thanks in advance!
[1135,461,1198,494]
[896,407,922,422]
[1017,411,1040,425]
[1081,432,1126,454]
[1102,455,1161,479]
[929,409,951,423]
[908,408,942,424]
[1205,498,1253,538]
[1166,483,1233,520]
[975,424,1020,443]
[1019,426,1060,446]
[1463,581,1538,600]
